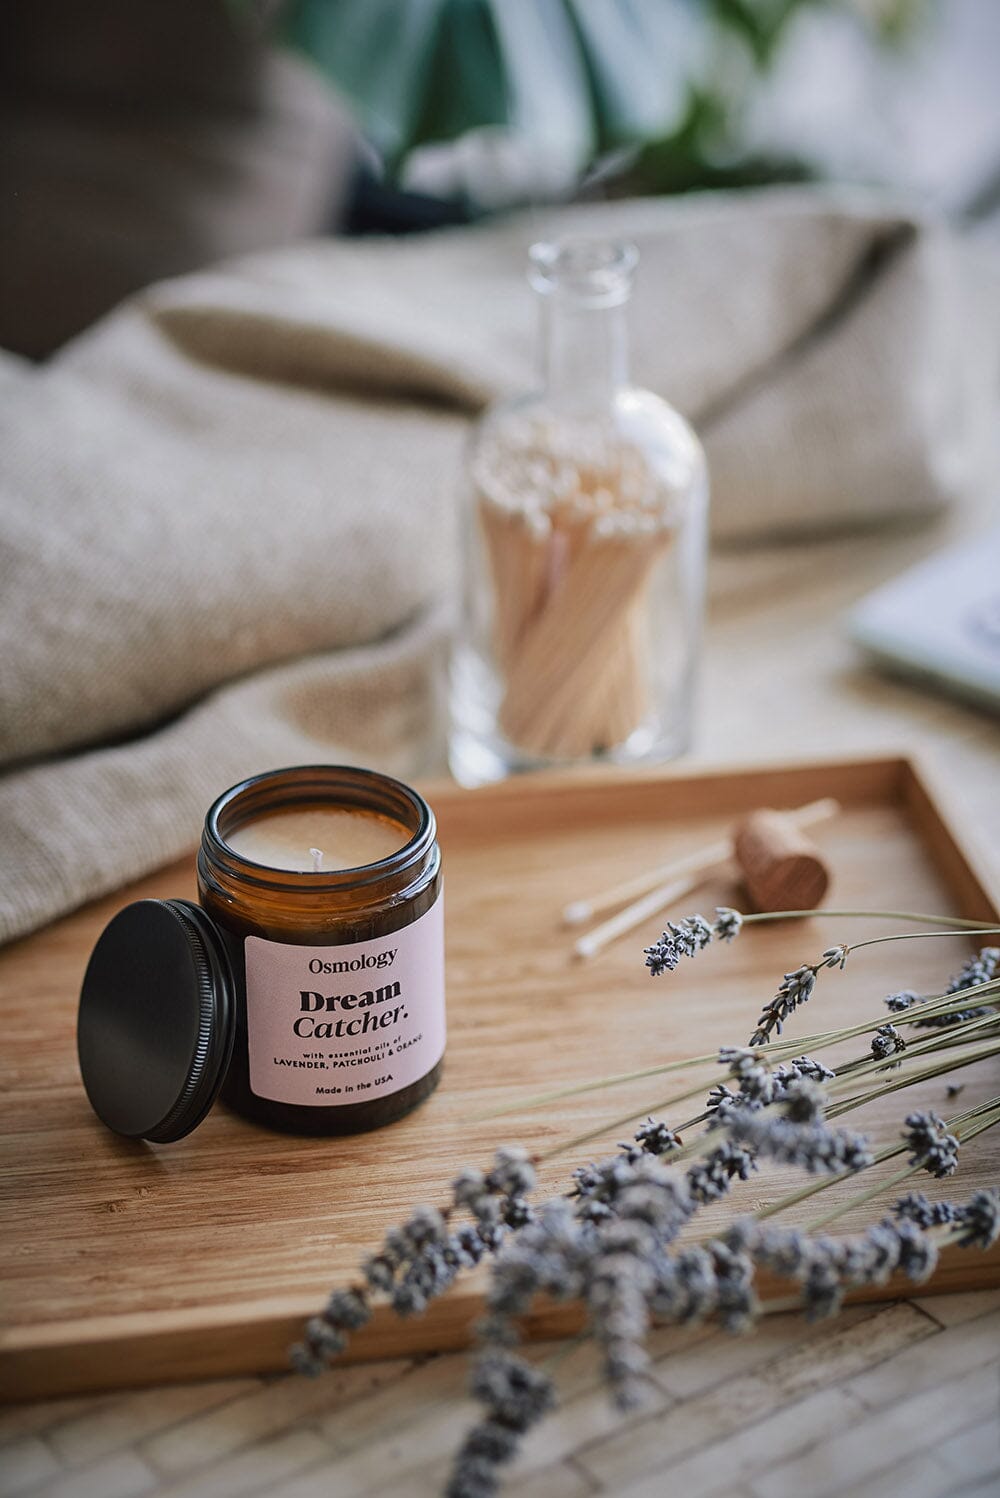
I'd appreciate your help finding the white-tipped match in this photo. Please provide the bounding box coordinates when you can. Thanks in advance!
[572,872,705,960]
[310,847,324,873]
[563,796,841,942]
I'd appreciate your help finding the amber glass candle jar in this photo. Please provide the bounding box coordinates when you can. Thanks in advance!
[198,765,444,1136]
[77,765,444,1143]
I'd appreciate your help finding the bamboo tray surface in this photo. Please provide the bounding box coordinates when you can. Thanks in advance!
[2,755,998,1401]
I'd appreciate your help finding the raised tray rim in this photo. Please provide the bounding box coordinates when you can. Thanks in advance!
[2,752,998,1400]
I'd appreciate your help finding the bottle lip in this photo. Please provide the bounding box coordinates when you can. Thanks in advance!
[529,238,638,307]
[202,764,437,894]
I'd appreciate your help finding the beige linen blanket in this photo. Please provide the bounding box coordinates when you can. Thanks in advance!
[0,188,988,942]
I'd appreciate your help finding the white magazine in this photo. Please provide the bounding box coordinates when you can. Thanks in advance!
[848,530,1000,713]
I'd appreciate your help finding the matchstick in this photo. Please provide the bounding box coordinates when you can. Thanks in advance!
[569,797,840,959]
[474,423,677,761]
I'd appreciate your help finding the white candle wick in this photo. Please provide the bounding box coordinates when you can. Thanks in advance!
[310,847,324,873]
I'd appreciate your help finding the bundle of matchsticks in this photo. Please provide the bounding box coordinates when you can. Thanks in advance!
[474,422,676,759]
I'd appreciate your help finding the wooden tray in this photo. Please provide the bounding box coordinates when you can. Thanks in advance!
[2,755,998,1402]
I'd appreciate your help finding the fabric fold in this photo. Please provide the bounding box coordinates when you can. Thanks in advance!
[0,186,990,942]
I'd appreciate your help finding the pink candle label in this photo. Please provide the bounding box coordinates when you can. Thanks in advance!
[243,893,445,1106]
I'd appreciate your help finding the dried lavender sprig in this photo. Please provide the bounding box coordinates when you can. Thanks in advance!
[891,1186,1000,1248]
[738,1212,940,1320]
[885,990,922,1014]
[722,1105,873,1176]
[645,908,1000,1049]
[488,980,998,1126]
[748,947,848,1047]
[547,1006,999,1178]
[894,1192,958,1229]
[293,1081,990,1382]
[586,1056,836,1214]
[447,1350,556,1498]
[940,945,996,1002]
[754,1095,1000,1227]
[687,1138,758,1205]
[952,1187,1000,1250]
[714,1187,999,1325]
[575,1113,756,1217]
[661,1186,997,1331]
[644,909,737,975]
[646,909,998,987]
[808,1104,1000,1237]
[571,1154,694,1240]
[490,1157,695,1416]
[710,1049,835,1117]
[870,1023,906,1061]
[673,1051,837,1136]
[460,1024,999,1479]
[903,1111,961,1178]
[457,1172,999,1491]
[462,919,1000,1486]
[624,1117,683,1159]
[886,947,1000,1029]
[586,1103,757,1216]
[297,911,1000,1408]
[291,1146,537,1375]
[825,1008,1000,1104]
[647,1076,862,1203]
[825,1036,1000,1122]
[529,1054,844,1168]
[588,1228,657,1409]
[878,974,999,1027]
[759,979,1000,1051]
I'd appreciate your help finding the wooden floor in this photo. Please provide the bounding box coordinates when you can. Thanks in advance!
[2,1289,998,1498]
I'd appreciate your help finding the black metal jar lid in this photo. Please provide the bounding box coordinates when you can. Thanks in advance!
[77,899,236,1143]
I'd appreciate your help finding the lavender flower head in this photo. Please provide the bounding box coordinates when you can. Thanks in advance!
[645,908,743,975]
[687,1139,757,1204]
[885,989,922,1014]
[894,1188,999,1252]
[725,1106,872,1176]
[954,1188,1000,1250]
[631,1117,683,1157]
[884,947,999,1029]
[903,1111,960,1178]
[749,946,846,1047]
[871,1024,906,1061]
[448,1351,556,1497]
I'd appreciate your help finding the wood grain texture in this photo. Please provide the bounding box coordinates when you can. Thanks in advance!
[1,754,999,1401]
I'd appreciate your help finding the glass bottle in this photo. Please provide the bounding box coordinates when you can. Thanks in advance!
[450,239,707,785]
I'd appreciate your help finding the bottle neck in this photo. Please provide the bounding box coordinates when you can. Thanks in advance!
[539,295,629,409]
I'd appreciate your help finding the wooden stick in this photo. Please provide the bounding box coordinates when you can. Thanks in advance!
[479,503,550,671]
[573,871,712,960]
[578,583,652,752]
[497,524,670,757]
[564,797,839,925]
[476,426,678,759]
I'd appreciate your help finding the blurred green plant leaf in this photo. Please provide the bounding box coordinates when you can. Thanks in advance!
[263,0,506,166]
[228,0,927,199]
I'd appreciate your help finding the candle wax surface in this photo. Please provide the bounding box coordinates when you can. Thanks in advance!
[225,808,408,872]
